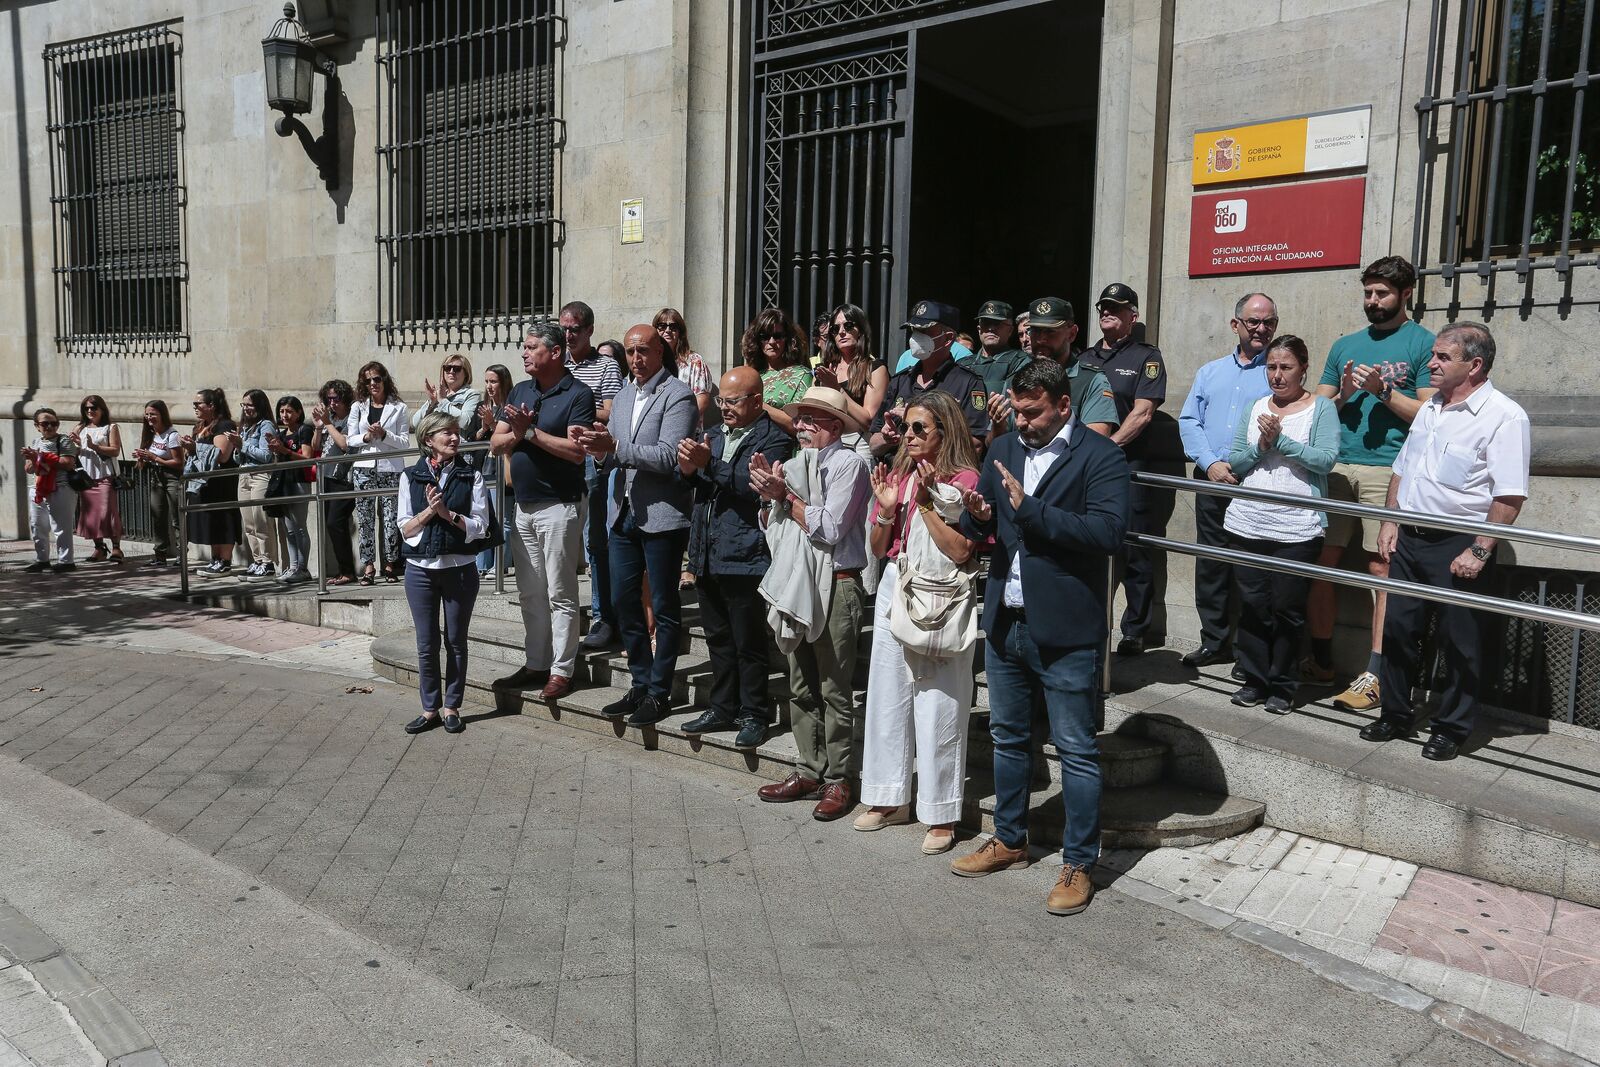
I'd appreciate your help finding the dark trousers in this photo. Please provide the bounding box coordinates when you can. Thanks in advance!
[609,512,690,701]
[586,459,616,628]
[1380,529,1488,743]
[986,609,1101,868]
[1120,458,1176,640]
[698,572,772,724]
[403,562,480,713]
[1192,469,1237,648]
[1230,534,1322,700]
[322,478,357,579]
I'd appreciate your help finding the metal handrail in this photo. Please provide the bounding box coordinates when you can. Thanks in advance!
[1134,471,1600,557]
[177,440,507,597]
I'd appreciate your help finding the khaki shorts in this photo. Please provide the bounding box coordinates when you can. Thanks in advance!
[1325,461,1393,554]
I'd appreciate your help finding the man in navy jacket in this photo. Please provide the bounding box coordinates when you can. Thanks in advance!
[675,366,794,749]
[949,359,1129,917]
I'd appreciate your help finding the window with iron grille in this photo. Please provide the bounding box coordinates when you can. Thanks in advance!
[1412,0,1597,309]
[375,0,562,349]
[43,26,188,354]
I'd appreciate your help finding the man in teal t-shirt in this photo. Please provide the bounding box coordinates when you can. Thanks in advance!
[1309,256,1437,715]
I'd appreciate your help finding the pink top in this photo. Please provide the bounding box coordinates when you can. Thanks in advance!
[869,466,980,560]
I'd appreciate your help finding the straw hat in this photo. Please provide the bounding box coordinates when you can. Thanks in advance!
[783,386,867,436]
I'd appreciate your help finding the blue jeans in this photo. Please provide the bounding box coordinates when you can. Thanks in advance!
[608,512,689,701]
[986,609,1101,867]
[404,562,480,713]
[586,458,615,627]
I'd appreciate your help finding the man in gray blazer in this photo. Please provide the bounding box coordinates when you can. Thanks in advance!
[575,324,698,726]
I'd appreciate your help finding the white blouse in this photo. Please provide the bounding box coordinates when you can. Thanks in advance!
[75,424,116,481]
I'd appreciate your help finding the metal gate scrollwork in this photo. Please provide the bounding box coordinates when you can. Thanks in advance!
[750,44,907,354]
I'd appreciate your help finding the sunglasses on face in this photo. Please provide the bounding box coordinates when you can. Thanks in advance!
[655,323,680,333]
[906,419,935,437]
[442,364,465,373]
[37,421,58,429]
[831,321,860,335]
[363,376,385,384]
[561,325,583,334]
[761,332,785,342]
[85,404,101,410]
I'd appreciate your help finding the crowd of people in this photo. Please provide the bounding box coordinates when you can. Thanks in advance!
[19,256,1533,914]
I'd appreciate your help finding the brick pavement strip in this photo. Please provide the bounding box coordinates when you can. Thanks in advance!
[0,636,1553,1067]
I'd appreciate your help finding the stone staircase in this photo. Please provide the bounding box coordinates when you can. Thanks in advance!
[370,582,1265,850]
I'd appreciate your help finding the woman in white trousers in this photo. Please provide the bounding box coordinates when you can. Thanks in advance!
[856,390,981,855]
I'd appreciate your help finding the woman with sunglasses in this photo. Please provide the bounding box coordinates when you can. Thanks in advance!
[231,388,284,580]
[132,400,184,566]
[654,308,715,430]
[472,362,516,577]
[71,394,125,563]
[184,388,242,577]
[265,395,316,583]
[814,303,888,460]
[740,308,813,434]
[856,390,982,855]
[413,353,483,443]
[21,407,80,573]
[347,361,410,584]
[311,379,359,585]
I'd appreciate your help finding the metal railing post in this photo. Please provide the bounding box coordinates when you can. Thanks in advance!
[495,466,506,595]
[1103,554,1114,696]
[178,476,190,597]
[315,460,328,595]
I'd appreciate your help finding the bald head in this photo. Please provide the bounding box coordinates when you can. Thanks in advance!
[622,324,665,385]
[718,366,762,427]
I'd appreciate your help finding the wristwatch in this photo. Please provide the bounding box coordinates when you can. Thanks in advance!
[1469,543,1492,562]
[1377,382,1394,403]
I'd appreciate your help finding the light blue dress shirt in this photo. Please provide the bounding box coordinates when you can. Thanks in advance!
[1178,347,1270,472]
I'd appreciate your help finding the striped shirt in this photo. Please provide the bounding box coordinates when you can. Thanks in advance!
[566,350,624,403]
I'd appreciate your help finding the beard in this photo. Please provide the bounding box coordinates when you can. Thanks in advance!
[1364,303,1398,325]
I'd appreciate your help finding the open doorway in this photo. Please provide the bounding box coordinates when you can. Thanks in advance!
[906,1,1101,333]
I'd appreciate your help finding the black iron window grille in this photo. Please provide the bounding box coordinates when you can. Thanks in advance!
[376,0,564,349]
[759,0,983,50]
[43,26,189,354]
[1412,0,1597,312]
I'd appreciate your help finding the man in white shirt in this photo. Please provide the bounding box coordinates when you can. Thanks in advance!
[1361,322,1530,762]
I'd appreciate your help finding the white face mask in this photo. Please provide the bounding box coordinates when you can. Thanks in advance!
[908,330,936,358]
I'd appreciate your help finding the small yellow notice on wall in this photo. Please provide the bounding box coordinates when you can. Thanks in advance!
[1192,105,1370,186]
[621,198,644,244]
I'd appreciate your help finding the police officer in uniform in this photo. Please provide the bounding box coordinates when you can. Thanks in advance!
[870,299,991,457]
[969,300,1031,402]
[1079,282,1175,655]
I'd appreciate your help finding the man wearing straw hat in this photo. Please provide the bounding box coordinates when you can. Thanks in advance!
[751,386,874,821]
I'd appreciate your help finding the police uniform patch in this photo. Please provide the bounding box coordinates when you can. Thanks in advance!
[1144,361,1161,380]
[1035,300,1051,315]
[972,390,986,410]
[1102,390,1115,398]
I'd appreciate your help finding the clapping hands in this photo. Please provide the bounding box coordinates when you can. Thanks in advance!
[748,452,789,502]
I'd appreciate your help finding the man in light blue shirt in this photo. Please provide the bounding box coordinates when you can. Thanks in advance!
[1176,292,1276,667]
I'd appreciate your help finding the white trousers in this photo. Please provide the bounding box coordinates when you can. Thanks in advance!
[30,485,75,564]
[511,499,584,678]
[859,560,974,825]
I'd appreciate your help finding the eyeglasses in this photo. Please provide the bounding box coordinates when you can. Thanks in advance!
[442,364,465,374]
[363,375,385,384]
[906,419,935,437]
[1237,317,1278,329]
[713,394,756,408]
[37,421,58,429]
[192,402,207,408]
[323,394,341,403]
[655,323,680,333]
[794,412,841,427]
[831,321,860,335]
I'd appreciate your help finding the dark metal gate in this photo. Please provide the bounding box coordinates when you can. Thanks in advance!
[748,41,909,350]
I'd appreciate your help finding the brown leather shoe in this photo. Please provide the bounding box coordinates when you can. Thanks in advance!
[540,675,573,700]
[757,771,822,803]
[811,782,853,821]
[1046,864,1094,915]
[950,835,1030,878]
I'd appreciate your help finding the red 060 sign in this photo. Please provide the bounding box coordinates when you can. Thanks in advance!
[1188,177,1366,277]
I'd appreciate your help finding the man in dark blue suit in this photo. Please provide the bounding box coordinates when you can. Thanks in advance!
[949,359,1129,916]
[675,366,794,750]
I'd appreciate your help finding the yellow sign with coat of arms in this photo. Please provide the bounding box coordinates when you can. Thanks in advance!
[1192,106,1371,186]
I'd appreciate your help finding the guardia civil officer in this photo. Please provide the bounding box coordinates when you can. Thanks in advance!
[869,299,990,457]
[1079,283,1173,655]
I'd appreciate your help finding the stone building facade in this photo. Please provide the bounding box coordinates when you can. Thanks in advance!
[2,0,1595,703]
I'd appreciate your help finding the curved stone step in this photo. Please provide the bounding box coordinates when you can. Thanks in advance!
[973,783,1265,850]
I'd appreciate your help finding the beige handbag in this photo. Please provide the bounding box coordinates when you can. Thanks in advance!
[888,480,979,661]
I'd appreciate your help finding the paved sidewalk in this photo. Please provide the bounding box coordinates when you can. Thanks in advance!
[1106,830,1600,1060]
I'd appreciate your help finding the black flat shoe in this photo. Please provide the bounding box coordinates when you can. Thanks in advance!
[1229,686,1264,707]
[1116,636,1146,657]
[404,715,439,734]
[493,666,550,690]
[627,694,671,727]
[734,719,768,750]
[1421,733,1460,761]
[442,714,464,734]
[603,687,645,719]
[682,710,737,735]
[1181,645,1232,668]
[1359,719,1413,743]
